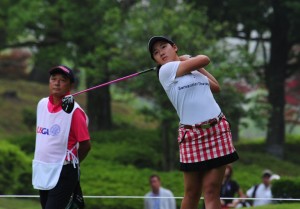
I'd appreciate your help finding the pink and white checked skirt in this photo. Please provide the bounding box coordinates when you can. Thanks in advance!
[178,115,239,171]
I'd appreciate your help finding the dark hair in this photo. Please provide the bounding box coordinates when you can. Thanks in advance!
[156,65,161,78]
[149,174,160,182]
[262,173,272,178]
[148,36,175,60]
[226,164,233,178]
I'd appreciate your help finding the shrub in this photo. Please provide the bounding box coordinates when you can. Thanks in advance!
[22,108,36,131]
[90,129,163,169]
[272,177,300,201]
[0,141,34,194]
[7,133,36,155]
[80,160,183,209]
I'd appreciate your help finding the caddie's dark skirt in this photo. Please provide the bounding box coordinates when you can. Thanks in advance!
[178,115,239,172]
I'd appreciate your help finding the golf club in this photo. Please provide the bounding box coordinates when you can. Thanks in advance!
[62,67,156,113]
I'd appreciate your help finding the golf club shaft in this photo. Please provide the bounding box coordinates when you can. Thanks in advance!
[72,68,155,97]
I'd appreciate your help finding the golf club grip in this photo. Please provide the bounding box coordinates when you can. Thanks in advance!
[72,68,155,97]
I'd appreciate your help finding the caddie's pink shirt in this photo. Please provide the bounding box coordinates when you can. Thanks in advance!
[48,95,90,159]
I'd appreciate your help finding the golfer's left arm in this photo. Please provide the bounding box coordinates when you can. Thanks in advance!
[178,55,220,93]
[198,68,220,93]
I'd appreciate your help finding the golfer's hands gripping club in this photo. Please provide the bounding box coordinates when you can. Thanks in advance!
[62,95,75,114]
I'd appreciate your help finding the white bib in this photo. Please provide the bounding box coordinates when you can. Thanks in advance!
[32,98,79,190]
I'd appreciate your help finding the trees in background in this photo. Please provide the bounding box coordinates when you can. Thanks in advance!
[188,0,300,158]
[1,0,300,167]
[2,0,130,130]
[119,0,252,169]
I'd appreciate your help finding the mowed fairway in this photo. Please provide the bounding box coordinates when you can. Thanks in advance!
[0,198,40,209]
[0,197,300,209]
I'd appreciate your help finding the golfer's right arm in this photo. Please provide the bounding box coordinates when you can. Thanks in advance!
[176,55,210,77]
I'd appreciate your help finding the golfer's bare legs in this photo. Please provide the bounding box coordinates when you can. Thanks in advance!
[180,171,203,209]
[202,166,226,209]
[180,165,226,209]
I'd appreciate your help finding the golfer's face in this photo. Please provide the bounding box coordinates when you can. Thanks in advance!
[49,73,72,97]
[152,41,178,65]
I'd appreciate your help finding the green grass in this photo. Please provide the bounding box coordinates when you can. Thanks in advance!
[0,198,40,209]
[0,197,299,209]
[0,79,41,137]
[255,203,300,209]
[3,131,299,209]
[1,79,300,209]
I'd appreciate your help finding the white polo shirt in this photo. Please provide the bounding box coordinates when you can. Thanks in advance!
[246,183,273,206]
[159,61,221,125]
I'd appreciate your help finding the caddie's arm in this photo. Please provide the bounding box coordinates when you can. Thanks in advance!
[78,140,91,163]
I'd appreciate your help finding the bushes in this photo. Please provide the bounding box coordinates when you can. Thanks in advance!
[22,108,36,131]
[0,140,35,194]
[80,129,183,209]
[80,159,182,209]
[272,178,300,201]
[4,128,300,209]
[90,129,163,169]
[7,133,36,155]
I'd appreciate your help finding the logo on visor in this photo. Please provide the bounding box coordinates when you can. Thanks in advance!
[50,124,60,136]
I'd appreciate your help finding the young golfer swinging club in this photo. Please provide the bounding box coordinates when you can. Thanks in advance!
[148,36,239,209]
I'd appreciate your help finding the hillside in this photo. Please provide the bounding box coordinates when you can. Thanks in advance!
[0,79,44,137]
[0,78,156,138]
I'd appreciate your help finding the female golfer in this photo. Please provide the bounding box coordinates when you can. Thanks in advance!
[148,36,239,209]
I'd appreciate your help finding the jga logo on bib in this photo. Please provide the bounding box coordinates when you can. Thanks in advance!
[37,124,61,136]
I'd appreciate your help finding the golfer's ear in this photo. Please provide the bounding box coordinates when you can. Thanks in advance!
[172,44,178,53]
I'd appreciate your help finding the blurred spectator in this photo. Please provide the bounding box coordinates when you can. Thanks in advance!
[220,164,250,209]
[246,169,279,207]
[144,174,176,209]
